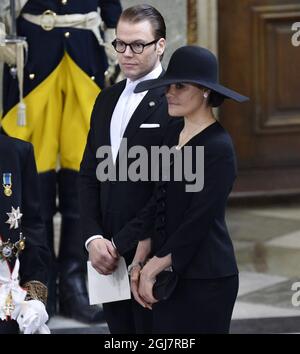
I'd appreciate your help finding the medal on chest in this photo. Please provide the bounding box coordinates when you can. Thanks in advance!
[2,173,12,197]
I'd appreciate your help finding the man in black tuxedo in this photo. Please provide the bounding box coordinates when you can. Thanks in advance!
[79,4,171,333]
[0,134,50,334]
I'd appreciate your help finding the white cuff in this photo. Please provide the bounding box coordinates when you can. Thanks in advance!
[111,238,117,249]
[85,235,104,251]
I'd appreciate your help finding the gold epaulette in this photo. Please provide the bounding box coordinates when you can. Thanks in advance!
[23,280,48,305]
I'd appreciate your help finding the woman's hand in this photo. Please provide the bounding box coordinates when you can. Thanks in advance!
[130,238,153,308]
[134,238,152,261]
[130,264,150,309]
[138,268,157,309]
[138,254,172,308]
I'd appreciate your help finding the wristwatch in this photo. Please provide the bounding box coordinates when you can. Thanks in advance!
[127,261,145,275]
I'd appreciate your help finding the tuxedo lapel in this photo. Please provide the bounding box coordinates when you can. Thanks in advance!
[98,80,126,147]
[98,81,125,211]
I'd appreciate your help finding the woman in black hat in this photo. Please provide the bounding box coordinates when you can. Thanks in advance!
[129,45,248,334]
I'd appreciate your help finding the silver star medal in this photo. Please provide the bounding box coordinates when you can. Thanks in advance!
[6,207,23,229]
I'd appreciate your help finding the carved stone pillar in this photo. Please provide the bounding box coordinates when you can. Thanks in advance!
[193,0,219,117]
[196,0,218,55]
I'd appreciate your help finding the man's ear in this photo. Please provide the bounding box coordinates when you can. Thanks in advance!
[156,38,166,56]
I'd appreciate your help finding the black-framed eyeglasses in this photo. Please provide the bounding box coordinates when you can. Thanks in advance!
[111,39,159,54]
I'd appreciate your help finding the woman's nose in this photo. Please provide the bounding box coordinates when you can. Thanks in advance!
[166,84,176,96]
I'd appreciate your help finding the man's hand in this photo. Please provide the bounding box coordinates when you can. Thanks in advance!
[16,300,50,334]
[88,238,119,275]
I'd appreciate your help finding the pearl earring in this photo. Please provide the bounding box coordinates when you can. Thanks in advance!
[203,92,209,98]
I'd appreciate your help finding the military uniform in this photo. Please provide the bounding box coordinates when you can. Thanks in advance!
[0,134,49,334]
[1,0,122,322]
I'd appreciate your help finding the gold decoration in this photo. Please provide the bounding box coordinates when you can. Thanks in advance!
[4,185,12,197]
[15,238,26,252]
[0,235,26,261]
[3,291,15,318]
[23,280,48,305]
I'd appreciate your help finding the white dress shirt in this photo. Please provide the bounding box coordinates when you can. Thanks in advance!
[85,63,163,251]
[110,63,163,163]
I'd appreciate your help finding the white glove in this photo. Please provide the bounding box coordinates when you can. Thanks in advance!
[0,22,5,44]
[0,22,16,65]
[16,300,50,334]
[103,28,117,67]
[0,44,17,65]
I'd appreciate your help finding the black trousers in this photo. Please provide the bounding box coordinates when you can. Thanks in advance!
[0,320,19,334]
[152,274,239,334]
[103,298,153,334]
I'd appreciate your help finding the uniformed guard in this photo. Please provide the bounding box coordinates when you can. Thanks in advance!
[0,133,50,334]
[0,0,122,322]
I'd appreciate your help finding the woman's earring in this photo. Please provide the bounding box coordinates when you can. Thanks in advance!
[203,92,209,98]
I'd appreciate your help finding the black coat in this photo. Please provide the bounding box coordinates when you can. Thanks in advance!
[140,120,239,279]
[79,79,173,261]
[0,135,50,284]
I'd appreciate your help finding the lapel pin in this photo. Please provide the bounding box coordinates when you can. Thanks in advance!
[149,101,156,107]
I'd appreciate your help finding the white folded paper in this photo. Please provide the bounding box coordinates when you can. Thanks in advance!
[87,257,131,305]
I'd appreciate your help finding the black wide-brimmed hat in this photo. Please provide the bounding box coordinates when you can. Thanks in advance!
[134,45,249,103]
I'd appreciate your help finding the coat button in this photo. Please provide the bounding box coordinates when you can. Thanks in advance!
[64,31,70,38]
[61,0,67,4]
[29,73,35,80]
